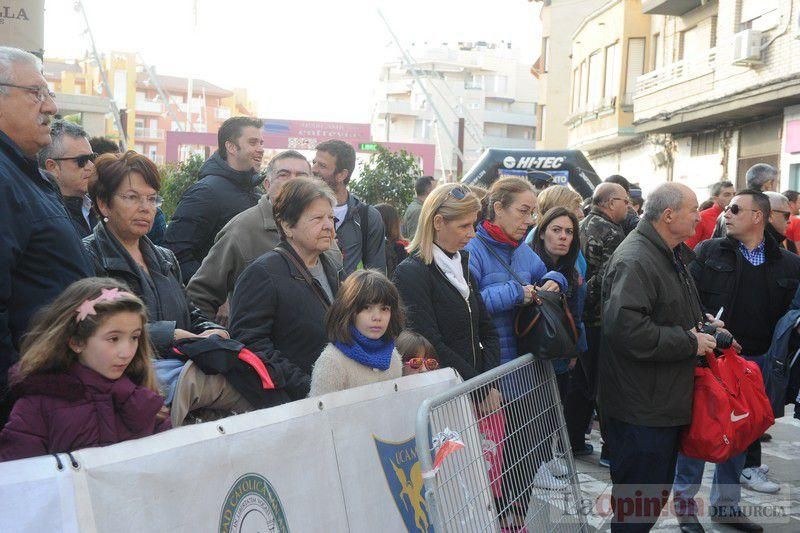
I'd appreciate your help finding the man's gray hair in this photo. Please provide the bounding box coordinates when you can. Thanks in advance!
[746,163,778,191]
[265,149,308,178]
[0,46,42,95]
[643,183,685,222]
[765,191,789,209]
[37,119,89,168]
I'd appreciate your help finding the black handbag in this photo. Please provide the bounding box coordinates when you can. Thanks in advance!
[477,236,579,360]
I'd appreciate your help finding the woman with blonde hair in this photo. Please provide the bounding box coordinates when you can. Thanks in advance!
[392,183,500,382]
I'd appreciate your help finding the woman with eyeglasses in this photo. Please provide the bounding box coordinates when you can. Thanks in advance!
[83,151,250,425]
[392,183,500,383]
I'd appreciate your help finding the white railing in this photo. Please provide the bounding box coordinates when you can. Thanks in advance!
[134,128,164,139]
[636,46,717,95]
[136,100,164,113]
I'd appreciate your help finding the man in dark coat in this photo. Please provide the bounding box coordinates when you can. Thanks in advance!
[164,116,264,282]
[674,189,800,533]
[38,119,98,237]
[599,183,717,532]
[0,47,93,423]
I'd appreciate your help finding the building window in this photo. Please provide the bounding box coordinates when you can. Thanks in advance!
[579,61,588,109]
[541,37,550,73]
[414,119,434,140]
[587,51,603,110]
[571,67,580,113]
[679,26,701,60]
[690,131,721,157]
[652,33,661,71]
[464,72,482,90]
[604,43,620,101]
[624,38,645,106]
[740,0,779,31]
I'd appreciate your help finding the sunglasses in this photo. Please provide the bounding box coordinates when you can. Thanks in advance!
[435,185,471,212]
[725,204,760,216]
[52,152,98,168]
[403,357,439,370]
[773,209,791,221]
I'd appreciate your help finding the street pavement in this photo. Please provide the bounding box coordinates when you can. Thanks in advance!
[573,406,800,532]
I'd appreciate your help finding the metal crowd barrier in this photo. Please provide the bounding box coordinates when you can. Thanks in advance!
[415,354,588,532]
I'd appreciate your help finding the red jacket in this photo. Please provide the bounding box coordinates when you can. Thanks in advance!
[0,363,170,462]
[686,203,723,249]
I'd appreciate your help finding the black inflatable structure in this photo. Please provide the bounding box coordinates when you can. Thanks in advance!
[461,148,602,199]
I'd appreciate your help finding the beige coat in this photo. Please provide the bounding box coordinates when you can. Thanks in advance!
[309,343,402,397]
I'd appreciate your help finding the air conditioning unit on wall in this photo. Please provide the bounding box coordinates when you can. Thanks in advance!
[732,29,763,66]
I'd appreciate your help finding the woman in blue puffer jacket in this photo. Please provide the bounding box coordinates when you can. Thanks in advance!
[464,177,570,510]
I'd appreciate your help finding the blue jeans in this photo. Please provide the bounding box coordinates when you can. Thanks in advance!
[673,452,747,517]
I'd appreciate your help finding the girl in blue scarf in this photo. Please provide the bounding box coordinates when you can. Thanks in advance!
[309,270,406,396]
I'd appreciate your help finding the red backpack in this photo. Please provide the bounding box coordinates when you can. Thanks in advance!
[680,348,774,463]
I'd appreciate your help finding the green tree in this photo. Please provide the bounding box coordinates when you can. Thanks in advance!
[158,153,205,220]
[350,145,421,212]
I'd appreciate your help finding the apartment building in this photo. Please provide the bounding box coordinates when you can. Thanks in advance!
[531,0,603,150]
[563,0,800,198]
[370,42,537,180]
[44,52,257,164]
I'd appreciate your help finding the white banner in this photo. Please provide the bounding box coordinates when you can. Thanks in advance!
[0,369,461,532]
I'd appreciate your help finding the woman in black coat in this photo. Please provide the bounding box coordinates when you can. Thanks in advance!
[84,151,249,425]
[229,178,344,384]
[392,183,500,382]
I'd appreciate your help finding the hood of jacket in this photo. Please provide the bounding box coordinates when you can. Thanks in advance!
[200,151,261,190]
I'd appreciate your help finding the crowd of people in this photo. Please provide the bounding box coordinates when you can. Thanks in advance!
[1,45,799,532]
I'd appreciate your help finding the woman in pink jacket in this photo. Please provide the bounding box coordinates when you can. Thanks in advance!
[0,277,170,462]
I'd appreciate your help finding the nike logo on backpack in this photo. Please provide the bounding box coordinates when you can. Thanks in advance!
[731,410,750,422]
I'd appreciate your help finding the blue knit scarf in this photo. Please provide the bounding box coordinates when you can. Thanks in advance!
[335,326,395,371]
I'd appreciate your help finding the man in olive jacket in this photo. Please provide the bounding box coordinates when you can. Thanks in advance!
[599,183,717,532]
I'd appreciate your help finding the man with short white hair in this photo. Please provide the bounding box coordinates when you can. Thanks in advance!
[765,191,792,248]
[38,119,98,237]
[600,183,717,531]
[0,47,92,423]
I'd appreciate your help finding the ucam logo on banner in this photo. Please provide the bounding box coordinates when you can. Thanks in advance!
[0,369,461,533]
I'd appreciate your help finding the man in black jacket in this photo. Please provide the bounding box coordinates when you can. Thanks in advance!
[38,119,98,237]
[674,190,800,533]
[165,116,264,282]
[0,47,93,423]
[599,183,717,532]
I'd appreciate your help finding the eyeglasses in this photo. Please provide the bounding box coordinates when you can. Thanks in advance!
[0,83,56,103]
[52,152,98,168]
[403,357,439,371]
[773,209,791,221]
[725,204,760,216]
[610,197,631,206]
[115,193,163,208]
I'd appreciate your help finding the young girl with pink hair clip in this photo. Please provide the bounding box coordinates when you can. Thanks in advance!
[0,277,170,462]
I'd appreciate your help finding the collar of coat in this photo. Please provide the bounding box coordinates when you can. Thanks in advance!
[0,129,58,191]
[275,240,343,294]
[258,194,278,231]
[718,228,783,263]
[635,218,697,265]
[588,206,624,229]
[90,222,174,278]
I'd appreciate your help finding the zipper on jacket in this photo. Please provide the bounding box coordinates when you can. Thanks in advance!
[464,251,477,370]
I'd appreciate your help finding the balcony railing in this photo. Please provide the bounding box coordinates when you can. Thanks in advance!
[636,47,717,96]
[135,100,164,114]
[134,128,164,139]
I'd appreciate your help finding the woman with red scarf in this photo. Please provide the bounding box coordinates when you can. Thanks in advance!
[464,177,568,512]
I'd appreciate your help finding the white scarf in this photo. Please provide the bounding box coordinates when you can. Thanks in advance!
[433,245,470,300]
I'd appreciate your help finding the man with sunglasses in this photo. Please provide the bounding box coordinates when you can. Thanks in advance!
[0,47,93,424]
[38,119,98,237]
[675,189,800,532]
[764,192,794,253]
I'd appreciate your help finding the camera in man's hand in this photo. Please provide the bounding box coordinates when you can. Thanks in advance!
[699,322,733,351]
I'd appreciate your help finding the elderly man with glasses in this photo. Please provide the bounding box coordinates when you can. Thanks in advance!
[38,119,98,237]
[0,47,93,424]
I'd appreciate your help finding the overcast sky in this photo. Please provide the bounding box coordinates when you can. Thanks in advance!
[44,0,541,123]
